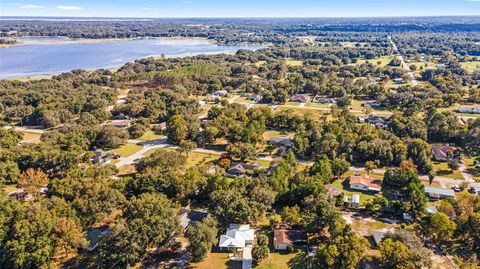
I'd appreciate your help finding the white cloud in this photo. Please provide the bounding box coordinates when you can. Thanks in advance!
[20,4,43,9]
[141,7,158,10]
[57,5,82,10]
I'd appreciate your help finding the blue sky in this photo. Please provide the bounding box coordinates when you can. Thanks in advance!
[1,0,479,18]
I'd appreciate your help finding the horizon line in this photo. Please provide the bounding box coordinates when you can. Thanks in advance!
[1,15,480,20]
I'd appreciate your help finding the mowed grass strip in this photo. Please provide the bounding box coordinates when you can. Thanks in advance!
[113,143,144,157]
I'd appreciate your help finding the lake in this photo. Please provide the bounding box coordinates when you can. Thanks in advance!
[0,38,263,78]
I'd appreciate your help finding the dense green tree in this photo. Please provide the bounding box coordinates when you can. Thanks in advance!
[185,217,218,262]
[166,115,188,144]
[94,125,129,150]
[378,238,416,269]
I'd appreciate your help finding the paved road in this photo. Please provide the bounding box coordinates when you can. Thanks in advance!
[389,35,418,87]
[349,166,480,188]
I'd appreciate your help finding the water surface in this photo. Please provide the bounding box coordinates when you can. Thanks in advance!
[0,38,262,78]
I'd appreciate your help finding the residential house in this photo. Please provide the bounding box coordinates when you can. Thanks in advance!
[205,94,220,103]
[268,137,293,148]
[372,229,390,246]
[349,174,382,193]
[392,78,405,84]
[213,90,228,97]
[83,227,110,251]
[314,97,336,104]
[457,107,480,114]
[248,94,263,102]
[227,162,260,177]
[177,208,208,230]
[368,114,388,128]
[92,149,112,164]
[8,190,33,202]
[219,224,255,251]
[432,145,458,162]
[106,119,131,129]
[273,226,307,250]
[424,186,455,200]
[290,94,309,103]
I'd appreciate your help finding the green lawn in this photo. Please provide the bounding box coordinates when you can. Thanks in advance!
[432,162,464,180]
[285,60,303,67]
[146,148,219,168]
[137,130,165,141]
[262,130,294,140]
[460,61,480,73]
[189,252,241,269]
[356,56,393,67]
[112,143,144,157]
[305,102,330,108]
[20,131,42,143]
[254,252,308,269]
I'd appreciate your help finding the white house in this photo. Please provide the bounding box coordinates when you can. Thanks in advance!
[219,224,255,251]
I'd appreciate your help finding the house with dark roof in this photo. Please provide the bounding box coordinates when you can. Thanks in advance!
[227,162,261,177]
[290,94,309,103]
[268,137,293,148]
[368,114,388,128]
[273,226,307,250]
[178,208,208,230]
[83,227,110,251]
[432,145,458,162]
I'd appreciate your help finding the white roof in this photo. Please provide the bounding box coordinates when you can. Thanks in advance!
[352,194,360,204]
[219,224,255,248]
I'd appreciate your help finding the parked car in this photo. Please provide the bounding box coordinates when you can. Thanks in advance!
[468,187,478,194]
[452,185,461,192]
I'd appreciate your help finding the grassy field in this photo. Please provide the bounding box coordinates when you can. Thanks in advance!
[432,162,464,180]
[285,60,303,67]
[20,131,42,143]
[255,60,267,67]
[405,61,434,70]
[305,102,331,108]
[189,252,241,269]
[356,56,393,67]
[460,61,480,73]
[464,157,480,181]
[262,130,294,140]
[275,107,328,119]
[112,143,144,157]
[137,130,165,141]
[146,148,219,168]
[254,252,307,269]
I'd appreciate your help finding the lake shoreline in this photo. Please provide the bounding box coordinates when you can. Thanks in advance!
[1,36,216,47]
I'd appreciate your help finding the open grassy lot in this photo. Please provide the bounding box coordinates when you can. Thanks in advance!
[146,148,219,168]
[432,161,464,180]
[254,251,307,269]
[285,60,303,67]
[262,130,294,140]
[112,143,144,157]
[405,61,435,70]
[464,157,480,181]
[275,107,329,119]
[305,102,331,108]
[255,60,267,67]
[137,130,165,141]
[356,56,393,67]
[235,96,255,103]
[20,131,42,143]
[460,61,480,73]
[189,252,241,269]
